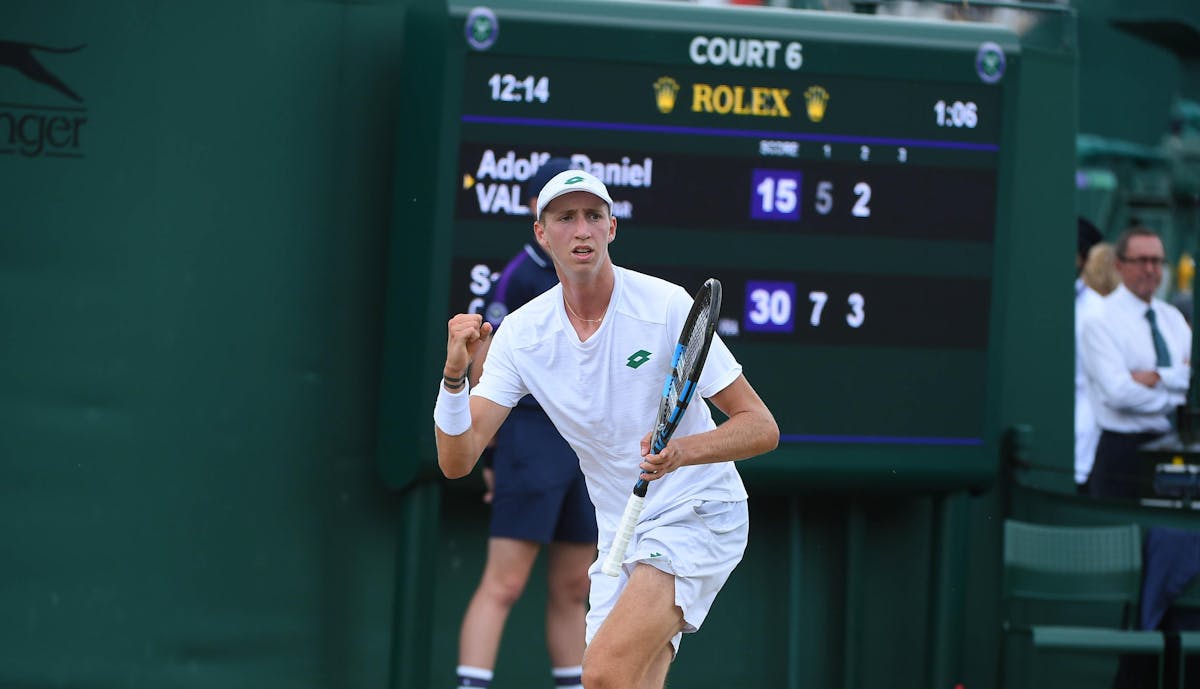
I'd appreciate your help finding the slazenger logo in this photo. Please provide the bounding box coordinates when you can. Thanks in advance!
[0,40,89,159]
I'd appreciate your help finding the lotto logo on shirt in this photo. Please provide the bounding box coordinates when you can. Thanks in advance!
[626,350,652,369]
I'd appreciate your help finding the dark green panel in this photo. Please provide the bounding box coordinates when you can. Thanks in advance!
[1,2,408,687]
[992,29,1079,494]
[378,0,458,490]
[1076,10,1183,146]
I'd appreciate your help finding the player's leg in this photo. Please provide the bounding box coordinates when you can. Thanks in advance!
[581,564,684,689]
[583,499,750,689]
[458,536,540,669]
[640,640,674,689]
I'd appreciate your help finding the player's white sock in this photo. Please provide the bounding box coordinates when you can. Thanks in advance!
[456,665,493,689]
[553,665,583,689]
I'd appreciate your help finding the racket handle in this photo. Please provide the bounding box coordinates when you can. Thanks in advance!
[601,493,646,577]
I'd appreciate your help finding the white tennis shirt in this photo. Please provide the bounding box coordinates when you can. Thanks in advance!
[472,266,748,544]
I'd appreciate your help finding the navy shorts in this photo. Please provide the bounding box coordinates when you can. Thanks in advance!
[489,405,598,544]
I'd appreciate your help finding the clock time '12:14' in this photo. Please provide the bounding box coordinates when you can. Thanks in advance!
[487,74,550,103]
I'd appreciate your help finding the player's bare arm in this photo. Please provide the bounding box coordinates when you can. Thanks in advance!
[638,374,778,481]
[436,313,511,479]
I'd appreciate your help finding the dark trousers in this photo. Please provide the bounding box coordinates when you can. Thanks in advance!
[1088,430,1164,499]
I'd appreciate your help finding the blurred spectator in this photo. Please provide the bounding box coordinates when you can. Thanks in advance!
[1075,219,1105,493]
[1081,226,1192,499]
[1083,242,1121,296]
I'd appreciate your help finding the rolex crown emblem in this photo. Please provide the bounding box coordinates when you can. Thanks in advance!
[653,76,680,114]
[803,85,829,123]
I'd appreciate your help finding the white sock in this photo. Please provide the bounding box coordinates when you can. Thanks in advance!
[553,665,584,689]
[456,665,493,689]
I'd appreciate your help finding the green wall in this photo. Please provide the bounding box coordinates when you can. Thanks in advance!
[1077,4,1183,147]
[1,2,410,687]
[1073,0,1199,262]
[1075,0,1199,142]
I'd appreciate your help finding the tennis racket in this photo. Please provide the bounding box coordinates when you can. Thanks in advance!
[601,278,722,577]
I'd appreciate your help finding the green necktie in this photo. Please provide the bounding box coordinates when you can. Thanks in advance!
[1146,308,1171,367]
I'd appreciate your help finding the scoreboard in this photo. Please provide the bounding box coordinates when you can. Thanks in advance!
[389,0,1029,492]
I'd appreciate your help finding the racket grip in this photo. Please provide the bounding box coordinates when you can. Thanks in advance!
[601,493,646,577]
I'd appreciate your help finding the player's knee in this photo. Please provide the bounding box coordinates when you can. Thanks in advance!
[582,640,648,689]
[580,658,623,689]
[580,663,602,689]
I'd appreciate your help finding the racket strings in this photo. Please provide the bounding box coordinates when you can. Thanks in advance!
[656,287,718,445]
[666,292,714,409]
[680,309,711,374]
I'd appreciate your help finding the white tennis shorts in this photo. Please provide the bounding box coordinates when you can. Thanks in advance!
[586,498,749,654]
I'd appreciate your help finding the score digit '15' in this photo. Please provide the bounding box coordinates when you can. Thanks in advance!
[753,169,872,221]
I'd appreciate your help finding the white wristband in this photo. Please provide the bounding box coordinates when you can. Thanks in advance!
[434,381,471,435]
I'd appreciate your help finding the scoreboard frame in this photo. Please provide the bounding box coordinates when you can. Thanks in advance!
[381,0,1048,494]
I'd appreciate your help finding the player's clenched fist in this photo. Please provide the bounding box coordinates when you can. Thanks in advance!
[444,313,494,376]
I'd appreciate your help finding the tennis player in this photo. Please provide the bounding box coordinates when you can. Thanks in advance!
[435,169,778,689]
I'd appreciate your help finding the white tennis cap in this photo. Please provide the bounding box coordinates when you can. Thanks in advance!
[536,169,614,219]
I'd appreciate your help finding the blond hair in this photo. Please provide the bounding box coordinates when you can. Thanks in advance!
[1083,242,1121,296]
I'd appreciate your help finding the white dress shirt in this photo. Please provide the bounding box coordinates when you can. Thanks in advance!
[1081,283,1192,434]
[1075,279,1104,483]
